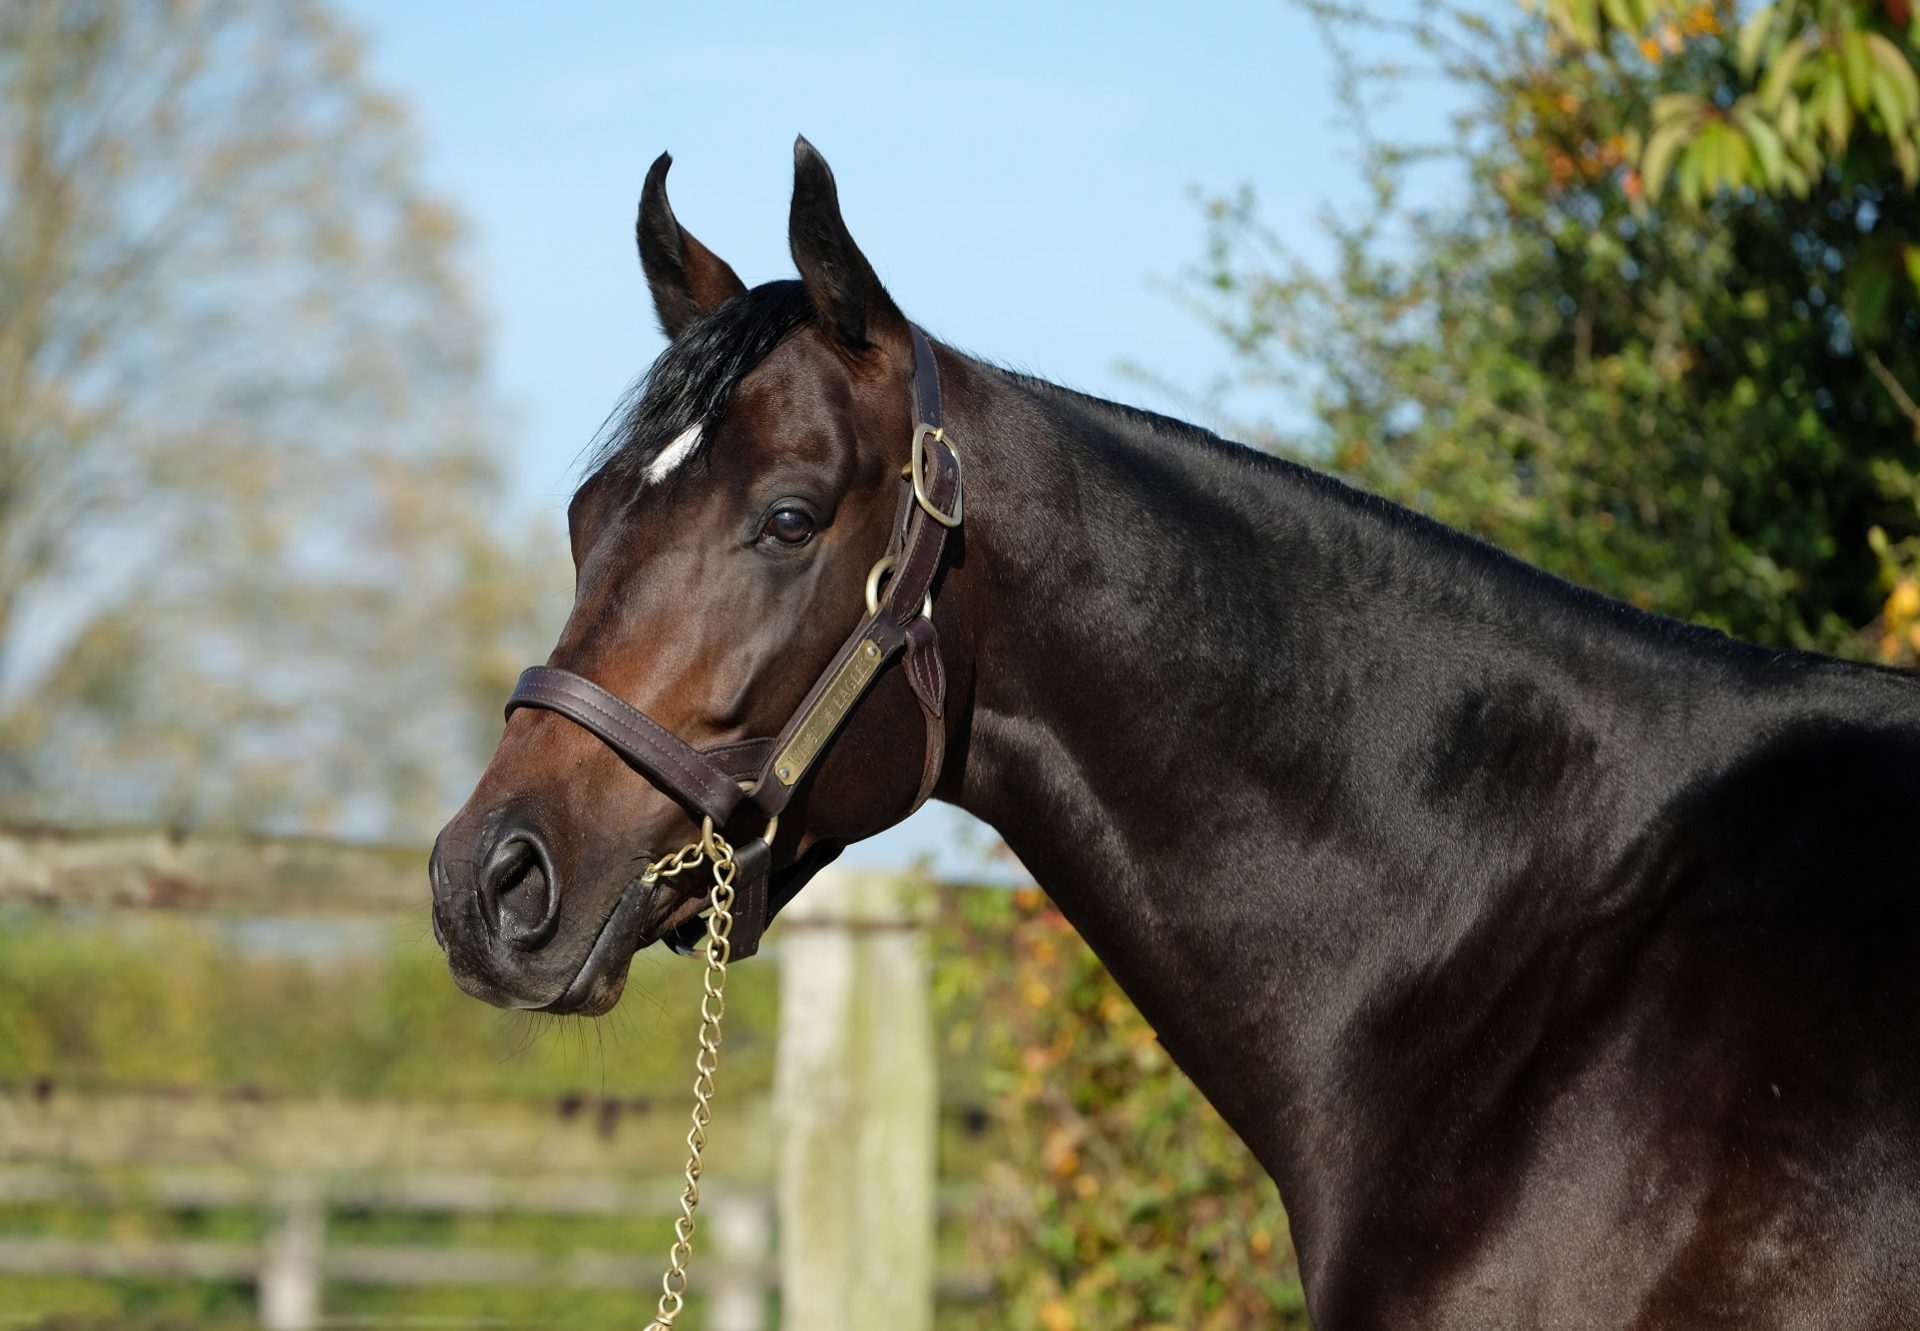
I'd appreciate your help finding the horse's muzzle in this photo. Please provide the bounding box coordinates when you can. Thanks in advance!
[428,815,662,1012]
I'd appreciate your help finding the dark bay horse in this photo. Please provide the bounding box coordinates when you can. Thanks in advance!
[431,139,1920,1327]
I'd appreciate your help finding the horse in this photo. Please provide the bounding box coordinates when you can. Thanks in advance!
[430,138,1920,1328]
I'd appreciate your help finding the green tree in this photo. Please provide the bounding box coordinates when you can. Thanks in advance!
[0,0,554,836]
[1186,0,1920,659]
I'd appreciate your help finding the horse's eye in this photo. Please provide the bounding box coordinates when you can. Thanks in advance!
[760,507,816,547]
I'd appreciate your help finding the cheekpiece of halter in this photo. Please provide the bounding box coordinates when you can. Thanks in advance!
[501,322,962,963]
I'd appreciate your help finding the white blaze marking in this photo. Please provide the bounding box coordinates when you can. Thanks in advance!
[645,423,703,485]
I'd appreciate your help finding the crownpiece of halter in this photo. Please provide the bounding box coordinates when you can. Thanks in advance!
[501,325,961,1329]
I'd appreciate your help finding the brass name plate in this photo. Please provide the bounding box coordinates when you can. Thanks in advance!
[774,639,884,785]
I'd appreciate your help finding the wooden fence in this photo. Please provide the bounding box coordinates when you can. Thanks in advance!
[0,826,961,1330]
[0,1085,776,1329]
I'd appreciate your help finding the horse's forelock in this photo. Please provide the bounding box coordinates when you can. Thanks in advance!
[582,279,817,488]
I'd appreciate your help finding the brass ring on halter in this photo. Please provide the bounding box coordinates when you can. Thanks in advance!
[864,555,933,620]
[736,779,778,850]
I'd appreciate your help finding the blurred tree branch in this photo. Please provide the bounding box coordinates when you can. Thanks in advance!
[1865,347,1920,438]
[0,0,558,836]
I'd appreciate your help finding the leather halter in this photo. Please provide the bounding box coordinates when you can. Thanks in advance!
[503,324,962,961]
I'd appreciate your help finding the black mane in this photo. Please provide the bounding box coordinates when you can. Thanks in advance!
[584,280,815,485]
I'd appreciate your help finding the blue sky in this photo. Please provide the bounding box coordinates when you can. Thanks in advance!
[334,2,1453,874]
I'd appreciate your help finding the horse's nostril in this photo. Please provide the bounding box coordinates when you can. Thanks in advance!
[481,831,560,951]
[427,836,453,952]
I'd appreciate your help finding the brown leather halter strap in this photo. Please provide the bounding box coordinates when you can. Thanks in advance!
[503,323,962,960]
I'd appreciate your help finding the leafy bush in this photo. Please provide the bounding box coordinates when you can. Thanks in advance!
[935,888,1309,1331]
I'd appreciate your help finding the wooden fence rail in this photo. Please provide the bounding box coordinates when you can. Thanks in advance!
[0,1086,733,1176]
[0,1190,777,1330]
[0,824,422,916]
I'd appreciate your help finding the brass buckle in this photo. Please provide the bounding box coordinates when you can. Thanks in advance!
[910,424,962,528]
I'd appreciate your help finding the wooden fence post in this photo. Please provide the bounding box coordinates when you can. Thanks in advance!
[774,869,936,1331]
[258,1176,323,1331]
[708,1188,771,1331]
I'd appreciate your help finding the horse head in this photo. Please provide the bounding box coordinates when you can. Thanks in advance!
[430,139,966,1013]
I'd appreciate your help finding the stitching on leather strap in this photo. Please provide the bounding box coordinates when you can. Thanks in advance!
[512,673,739,818]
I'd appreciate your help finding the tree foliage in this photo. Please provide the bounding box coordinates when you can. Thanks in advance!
[1188,0,1920,660]
[1546,0,1920,197]
[0,0,554,836]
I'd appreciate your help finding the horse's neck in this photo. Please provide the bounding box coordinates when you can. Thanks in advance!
[938,358,1750,1232]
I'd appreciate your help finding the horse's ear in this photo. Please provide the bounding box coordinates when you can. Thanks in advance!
[788,136,906,353]
[637,152,747,340]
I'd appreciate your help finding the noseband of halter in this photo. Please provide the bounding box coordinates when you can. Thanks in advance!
[502,324,962,961]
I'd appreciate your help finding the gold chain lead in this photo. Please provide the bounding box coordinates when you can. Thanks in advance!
[644,828,738,1331]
